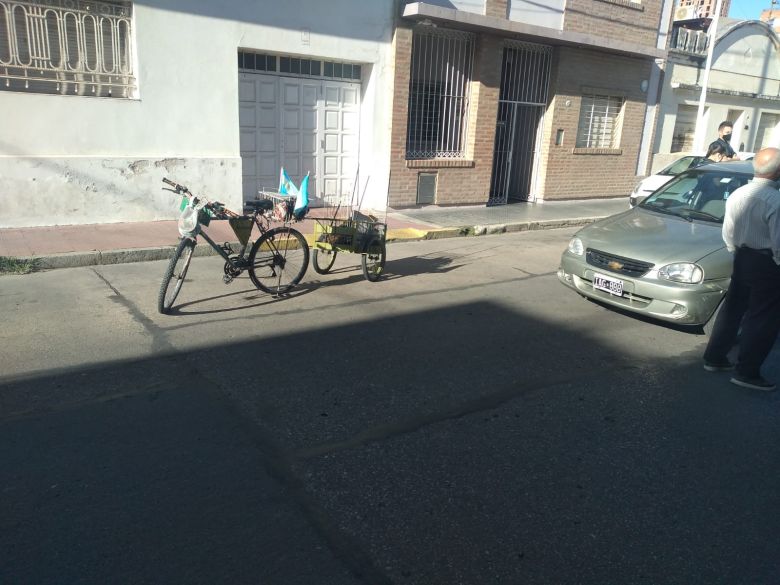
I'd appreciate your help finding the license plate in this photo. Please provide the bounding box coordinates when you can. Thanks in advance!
[593,272,624,296]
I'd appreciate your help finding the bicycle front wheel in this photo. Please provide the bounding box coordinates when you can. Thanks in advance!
[248,227,309,294]
[158,238,195,314]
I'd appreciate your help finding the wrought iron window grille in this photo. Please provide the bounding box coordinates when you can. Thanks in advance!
[406,27,475,160]
[576,94,624,149]
[0,0,135,98]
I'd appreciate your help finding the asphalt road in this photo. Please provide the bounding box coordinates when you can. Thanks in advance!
[2,229,779,585]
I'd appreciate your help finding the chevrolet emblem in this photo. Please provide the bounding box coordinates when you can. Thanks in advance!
[608,261,624,271]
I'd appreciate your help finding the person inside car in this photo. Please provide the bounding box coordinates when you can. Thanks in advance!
[705,141,731,163]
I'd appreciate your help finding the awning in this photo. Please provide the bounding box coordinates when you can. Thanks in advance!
[402,2,667,60]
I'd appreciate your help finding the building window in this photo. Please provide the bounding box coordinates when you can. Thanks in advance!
[238,51,360,82]
[406,27,474,160]
[0,0,135,98]
[576,94,624,148]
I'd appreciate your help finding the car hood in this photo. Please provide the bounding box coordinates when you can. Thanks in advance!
[577,208,726,265]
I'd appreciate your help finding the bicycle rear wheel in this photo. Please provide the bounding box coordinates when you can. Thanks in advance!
[158,238,195,314]
[248,226,309,294]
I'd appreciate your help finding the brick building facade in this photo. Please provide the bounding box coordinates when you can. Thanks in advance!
[389,0,670,207]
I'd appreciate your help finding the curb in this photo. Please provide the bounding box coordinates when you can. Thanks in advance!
[2,217,603,272]
[420,217,602,240]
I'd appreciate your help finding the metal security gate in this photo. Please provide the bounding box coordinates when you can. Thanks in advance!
[489,42,552,205]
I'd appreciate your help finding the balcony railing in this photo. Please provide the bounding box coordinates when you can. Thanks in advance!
[670,26,709,55]
[0,0,135,97]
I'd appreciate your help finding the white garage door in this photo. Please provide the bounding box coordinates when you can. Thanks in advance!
[239,72,360,206]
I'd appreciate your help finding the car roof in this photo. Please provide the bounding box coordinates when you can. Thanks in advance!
[697,160,754,174]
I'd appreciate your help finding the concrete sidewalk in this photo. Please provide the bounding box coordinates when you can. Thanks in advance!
[0,197,629,269]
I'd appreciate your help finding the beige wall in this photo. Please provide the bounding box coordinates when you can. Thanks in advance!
[541,47,648,199]
[563,0,664,48]
[387,0,662,207]
[485,0,508,17]
[388,27,502,207]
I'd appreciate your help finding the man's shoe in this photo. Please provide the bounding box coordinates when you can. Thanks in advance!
[730,374,776,391]
[703,358,734,372]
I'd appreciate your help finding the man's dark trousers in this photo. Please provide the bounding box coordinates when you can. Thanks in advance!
[704,248,780,377]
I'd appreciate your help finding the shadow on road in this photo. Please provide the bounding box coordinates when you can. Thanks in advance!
[2,301,779,585]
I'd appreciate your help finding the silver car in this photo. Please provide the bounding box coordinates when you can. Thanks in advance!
[558,161,753,332]
[628,155,709,208]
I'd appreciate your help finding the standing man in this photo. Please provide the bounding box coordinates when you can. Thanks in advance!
[707,121,738,160]
[703,147,780,391]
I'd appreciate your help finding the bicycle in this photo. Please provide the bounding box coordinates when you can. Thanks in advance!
[158,178,310,314]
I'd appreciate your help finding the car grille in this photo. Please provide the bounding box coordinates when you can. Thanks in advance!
[586,248,654,278]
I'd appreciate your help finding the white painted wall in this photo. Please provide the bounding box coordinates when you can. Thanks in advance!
[412,0,486,14]
[509,0,564,30]
[0,0,395,227]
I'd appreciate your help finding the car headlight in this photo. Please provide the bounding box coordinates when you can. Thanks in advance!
[658,262,703,284]
[567,237,584,256]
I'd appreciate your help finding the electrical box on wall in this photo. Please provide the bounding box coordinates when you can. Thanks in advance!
[417,173,437,205]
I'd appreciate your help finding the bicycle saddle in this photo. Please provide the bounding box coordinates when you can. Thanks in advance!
[244,199,274,212]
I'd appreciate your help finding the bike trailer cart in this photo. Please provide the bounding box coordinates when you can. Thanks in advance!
[312,211,387,281]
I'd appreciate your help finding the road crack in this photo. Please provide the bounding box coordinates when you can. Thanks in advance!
[293,364,640,460]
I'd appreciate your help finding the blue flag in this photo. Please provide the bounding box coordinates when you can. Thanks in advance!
[293,174,309,220]
[278,167,299,197]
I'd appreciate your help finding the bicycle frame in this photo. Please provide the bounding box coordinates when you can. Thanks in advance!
[187,220,253,267]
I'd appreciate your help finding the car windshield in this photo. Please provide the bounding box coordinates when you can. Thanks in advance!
[639,169,752,223]
[658,156,709,176]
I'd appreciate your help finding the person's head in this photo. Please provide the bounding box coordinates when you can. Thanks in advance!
[752,147,780,180]
[718,121,734,142]
[706,141,729,162]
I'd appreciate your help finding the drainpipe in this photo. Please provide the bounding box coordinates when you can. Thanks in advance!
[692,0,724,154]
[636,0,675,175]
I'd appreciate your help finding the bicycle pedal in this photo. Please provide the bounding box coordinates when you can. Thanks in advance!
[222,275,234,285]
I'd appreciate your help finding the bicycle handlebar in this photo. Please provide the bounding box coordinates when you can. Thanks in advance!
[162,177,189,194]
[162,178,238,219]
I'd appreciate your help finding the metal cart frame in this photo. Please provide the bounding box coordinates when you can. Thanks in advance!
[312,211,387,281]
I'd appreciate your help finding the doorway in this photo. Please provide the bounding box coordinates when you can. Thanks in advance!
[489,42,552,205]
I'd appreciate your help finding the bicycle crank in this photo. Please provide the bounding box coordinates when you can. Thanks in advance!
[223,258,243,284]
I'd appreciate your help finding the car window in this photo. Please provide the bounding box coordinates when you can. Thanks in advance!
[659,156,708,176]
[640,170,752,222]
[660,157,694,175]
